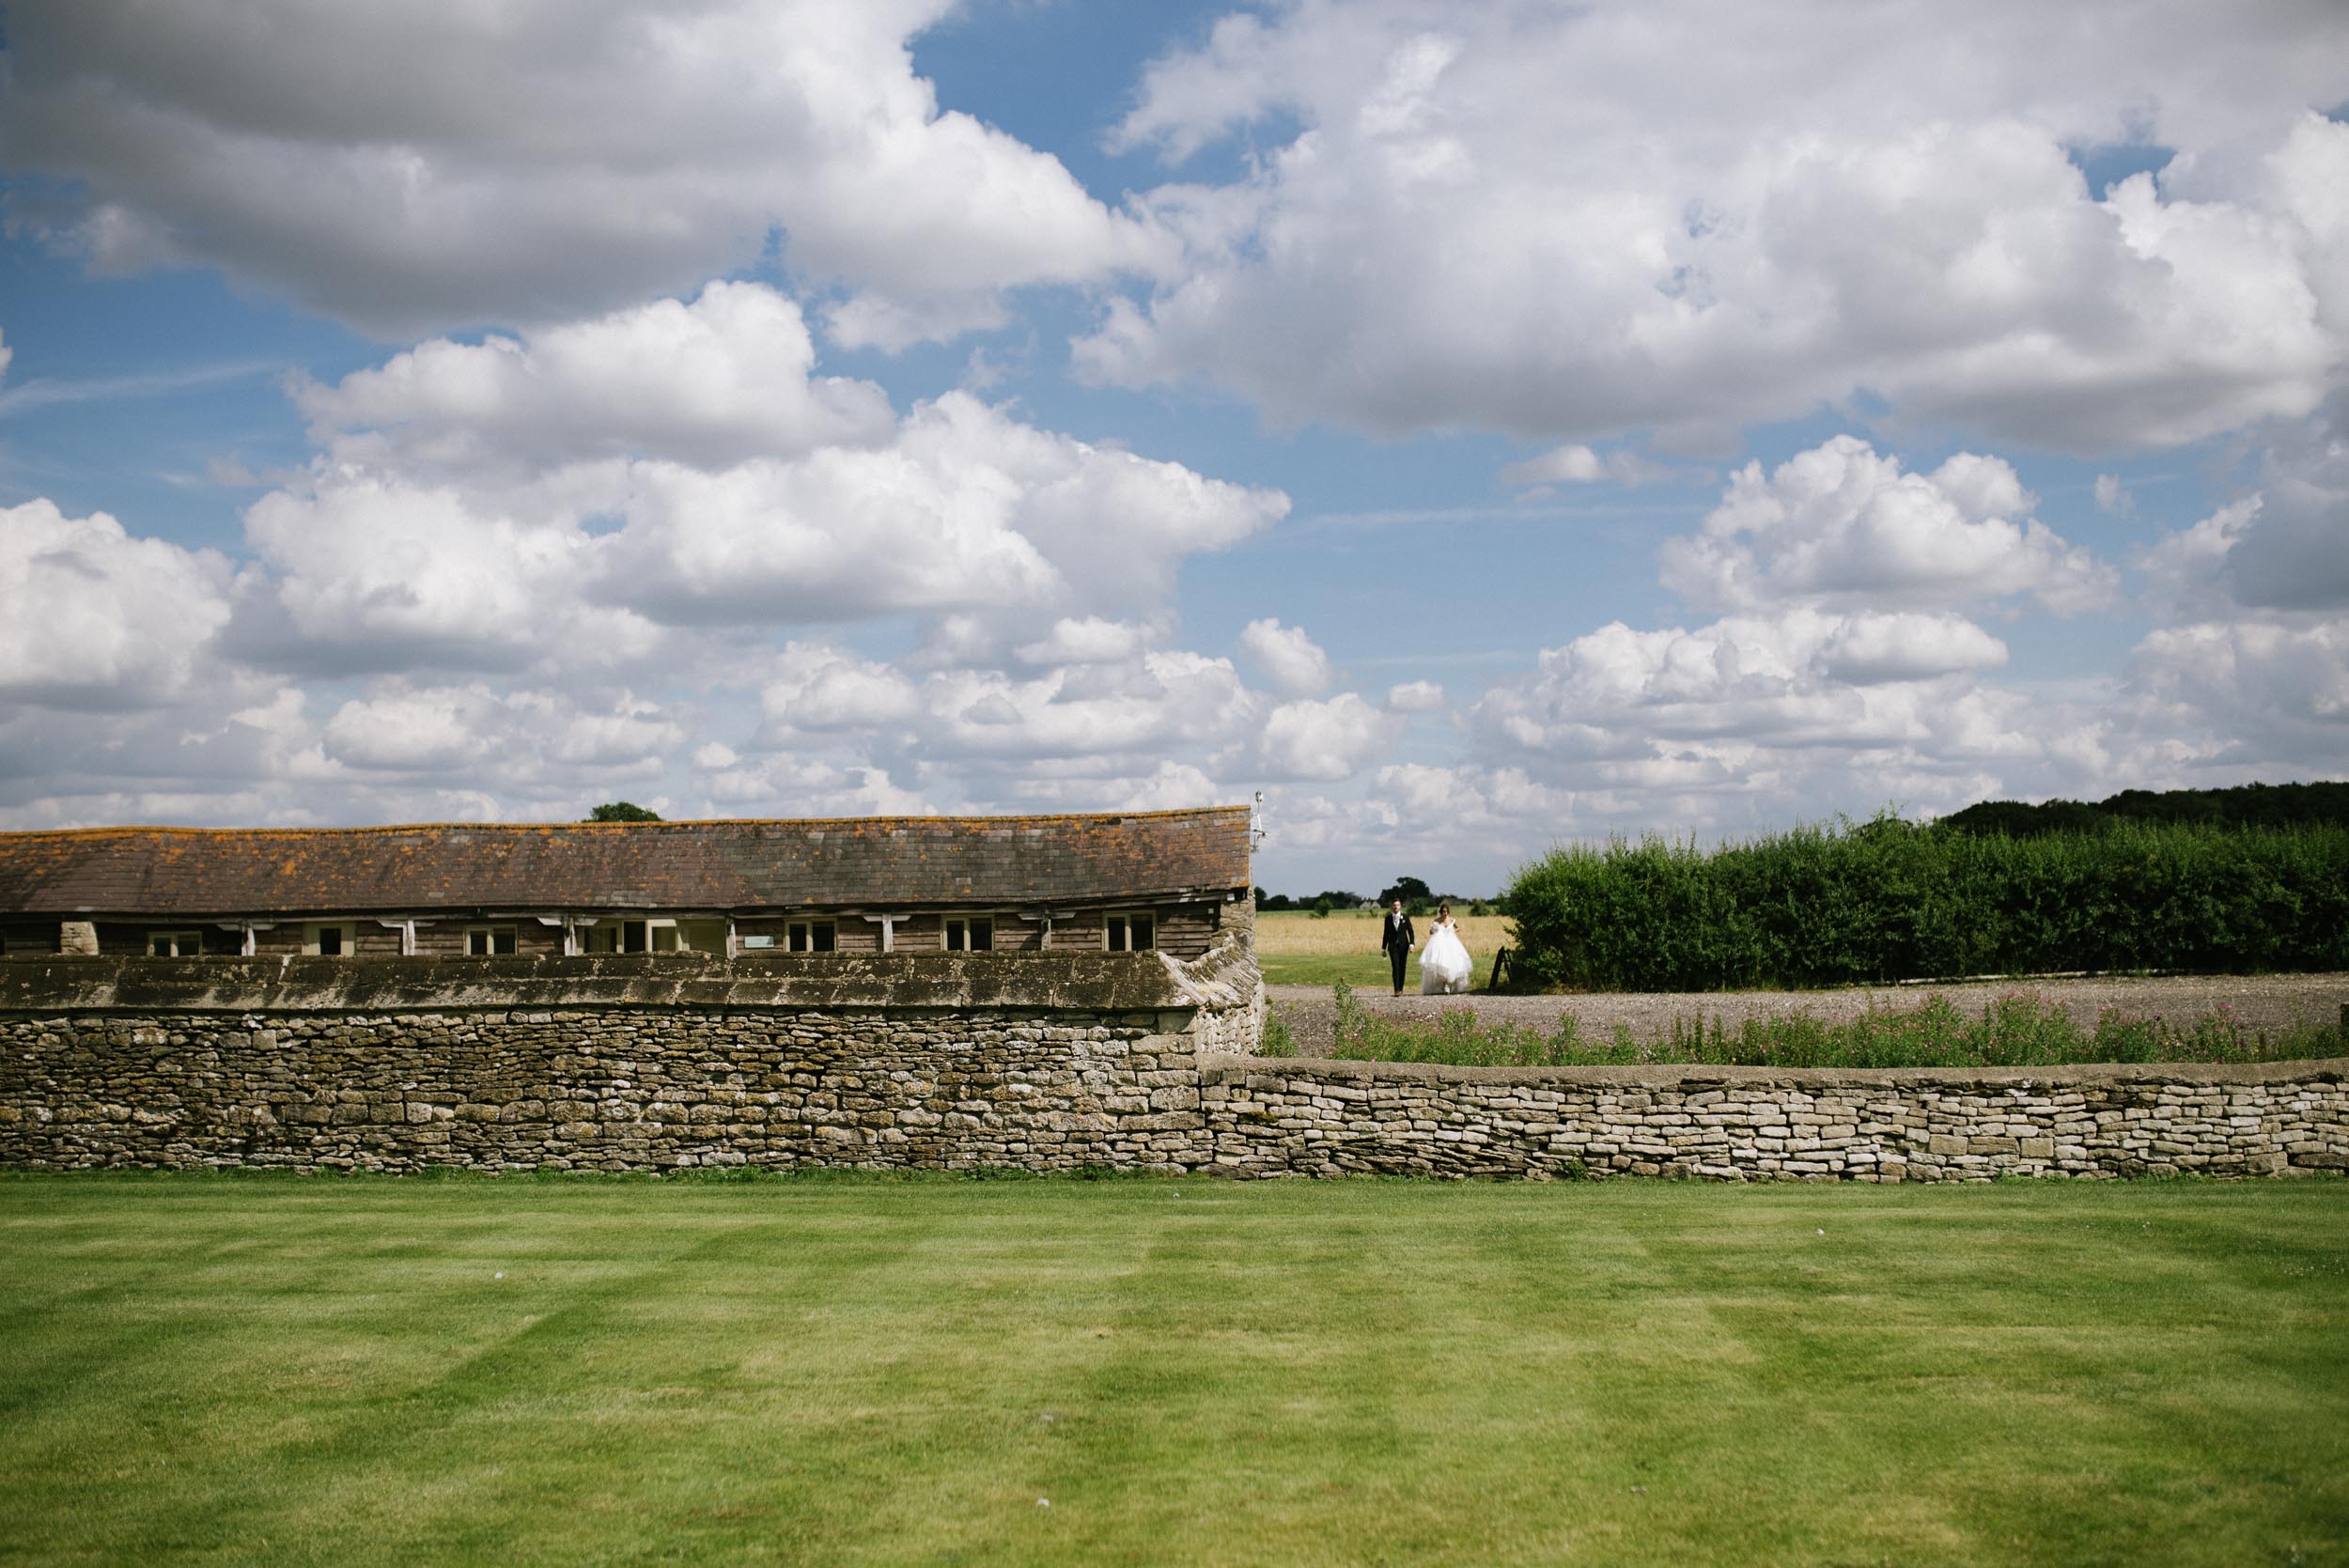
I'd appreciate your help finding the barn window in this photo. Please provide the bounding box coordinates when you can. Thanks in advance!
[786,920,835,953]
[943,917,992,952]
[1104,912,1155,952]
[306,923,355,956]
[465,925,518,956]
[148,930,204,957]
[592,918,684,954]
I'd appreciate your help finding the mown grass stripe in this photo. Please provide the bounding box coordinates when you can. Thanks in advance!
[0,1175,2341,1566]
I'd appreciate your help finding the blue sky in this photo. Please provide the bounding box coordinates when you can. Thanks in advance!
[0,0,2343,894]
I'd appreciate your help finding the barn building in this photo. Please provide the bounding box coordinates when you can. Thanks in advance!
[0,807,1254,964]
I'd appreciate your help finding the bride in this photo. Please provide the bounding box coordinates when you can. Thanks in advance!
[1419,903,1474,995]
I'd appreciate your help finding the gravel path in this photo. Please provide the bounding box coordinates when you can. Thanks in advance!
[1268,972,2349,1055]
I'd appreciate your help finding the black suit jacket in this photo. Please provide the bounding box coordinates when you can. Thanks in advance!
[1381,911,1416,955]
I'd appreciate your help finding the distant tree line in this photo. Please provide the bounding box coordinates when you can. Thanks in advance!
[1937,781,2349,837]
[1253,888,1371,912]
[1254,877,1492,915]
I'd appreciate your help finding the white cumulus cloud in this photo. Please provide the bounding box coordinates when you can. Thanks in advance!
[1498,444,1672,489]
[0,499,233,708]
[1256,693,1399,781]
[1084,0,2349,454]
[1385,680,1447,712]
[293,281,896,475]
[1238,617,1335,696]
[1,0,1168,340]
[319,685,683,776]
[226,286,1290,672]
[1659,436,2114,614]
[2128,620,2349,767]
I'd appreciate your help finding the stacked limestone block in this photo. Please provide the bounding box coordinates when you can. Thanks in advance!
[0,951,1252,1174]
[4,954,2341,1182]
[0,1007,1228,1174]
[1193,1058,2349,1181]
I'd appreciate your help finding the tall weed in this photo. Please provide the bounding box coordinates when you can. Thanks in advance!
[1320,987,2344,1069]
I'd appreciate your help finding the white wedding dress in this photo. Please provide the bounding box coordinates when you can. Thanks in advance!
[1419,919,1474,994]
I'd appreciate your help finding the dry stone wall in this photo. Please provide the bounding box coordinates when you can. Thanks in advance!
[0,1006,1219,1173]
[2,952,2342,1180]
[0,950,1256,1174]
[1195,1057,2349,1181]
[1165,939,1265,1057]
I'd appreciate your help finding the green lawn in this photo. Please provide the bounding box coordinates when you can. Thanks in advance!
[1255,950,1400,987]
[4,1174,2345,1566]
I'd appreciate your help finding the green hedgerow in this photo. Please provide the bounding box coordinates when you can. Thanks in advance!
[1500,815,2349,991]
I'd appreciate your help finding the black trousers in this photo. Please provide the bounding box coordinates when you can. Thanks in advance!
[1388,946,1408,992]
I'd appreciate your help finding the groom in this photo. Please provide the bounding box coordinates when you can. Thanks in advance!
[1381,899,1416,996]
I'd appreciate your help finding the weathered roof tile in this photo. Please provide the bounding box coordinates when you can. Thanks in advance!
[0,808,1252,917]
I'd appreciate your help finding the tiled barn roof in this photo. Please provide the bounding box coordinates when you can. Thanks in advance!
[0,808,1252,917]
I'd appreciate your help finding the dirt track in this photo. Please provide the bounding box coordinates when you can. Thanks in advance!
[1267,973,2349,1055]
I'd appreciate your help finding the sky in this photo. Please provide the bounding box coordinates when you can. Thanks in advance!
[0,0,2344,897]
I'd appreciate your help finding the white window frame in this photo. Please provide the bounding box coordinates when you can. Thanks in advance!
[1103,911,1156,952]
[304,922,357,957]
[465,924,519,957]
[786,919,836,954]
[148,929,205,958]
[596,917,682,955]
[943,916,993,952]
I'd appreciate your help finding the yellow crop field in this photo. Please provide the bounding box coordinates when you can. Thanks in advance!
[1253,909,1515,986]
[1256,909,1514,955]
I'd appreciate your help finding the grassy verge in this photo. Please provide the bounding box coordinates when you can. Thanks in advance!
[1256,951,1401,988]
[3,1174,2346,1566]
[1325,979,2349,1068]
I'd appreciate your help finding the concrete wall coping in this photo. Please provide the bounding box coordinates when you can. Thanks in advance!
[0,953,1210,1016]
[1197,1052,2349,1090]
